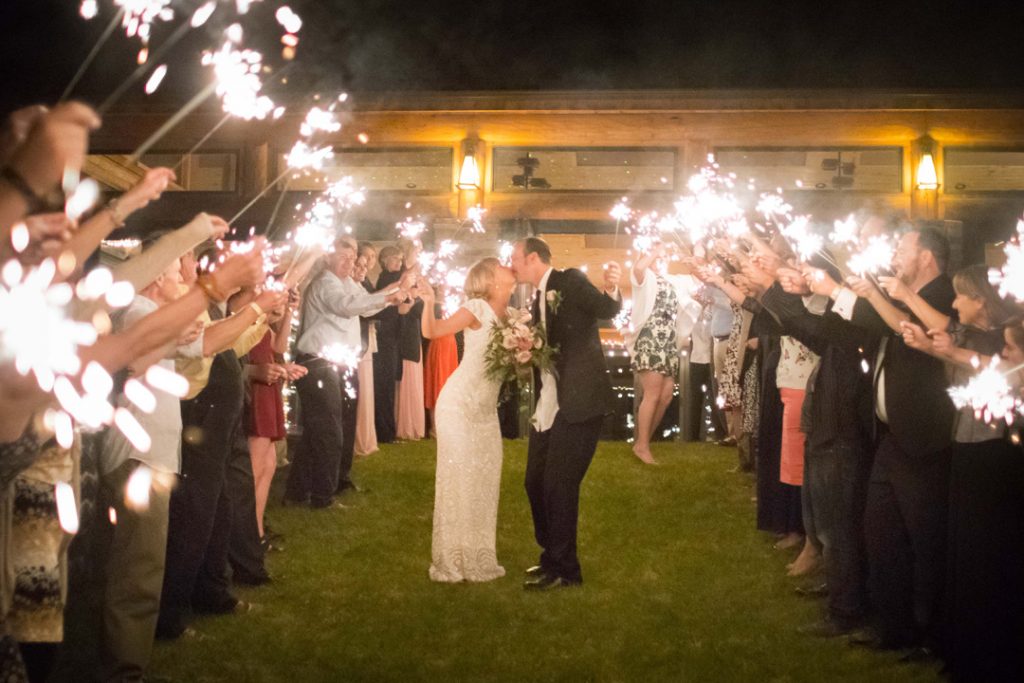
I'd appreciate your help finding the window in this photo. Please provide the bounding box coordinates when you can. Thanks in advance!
[714,147,902,193]
[945,148,1024,193]
[279,147,452,192]
[492,148,675,192]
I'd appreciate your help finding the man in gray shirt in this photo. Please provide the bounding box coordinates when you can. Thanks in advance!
[285,237,406,507]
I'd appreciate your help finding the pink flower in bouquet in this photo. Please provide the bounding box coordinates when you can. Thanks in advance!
[501,330,517,349]
[516,350,533,364]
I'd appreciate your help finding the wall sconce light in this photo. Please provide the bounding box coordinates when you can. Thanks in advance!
[916,138,939,190]
[917,153,938,190]
[457,144,481,190]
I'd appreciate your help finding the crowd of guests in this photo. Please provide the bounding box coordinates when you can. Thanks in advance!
[654,216,1023,681]
[0,102,463,682]
[0,100,1020,683]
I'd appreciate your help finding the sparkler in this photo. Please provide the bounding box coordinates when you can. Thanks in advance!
[97,2,218,114]
[55,481,79,534]
[847,235,895,277]
[989,217,1024,301]
[61,6,129,102]
[948,357,1019,424]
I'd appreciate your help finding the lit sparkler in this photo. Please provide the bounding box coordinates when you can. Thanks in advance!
[847,235,895,276]
[989,217,1024,301]
[948,357,1019,424]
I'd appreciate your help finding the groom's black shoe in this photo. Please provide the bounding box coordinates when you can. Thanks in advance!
[523,574,580,591]
[524,565,545,578]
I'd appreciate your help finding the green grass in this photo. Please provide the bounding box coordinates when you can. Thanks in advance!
[150,440,941,682]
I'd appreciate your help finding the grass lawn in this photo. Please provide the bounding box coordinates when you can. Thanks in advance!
[150,439,941,682]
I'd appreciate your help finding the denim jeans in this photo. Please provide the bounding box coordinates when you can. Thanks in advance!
[804,438,871,625]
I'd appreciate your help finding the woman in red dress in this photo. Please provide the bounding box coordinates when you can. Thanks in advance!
[247,289,306,539]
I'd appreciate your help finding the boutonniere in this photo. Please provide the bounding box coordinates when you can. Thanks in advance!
[546,289,563,314]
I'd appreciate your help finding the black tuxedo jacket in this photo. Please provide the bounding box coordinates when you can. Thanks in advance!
[532,268,622,424]
[813,275,956,456]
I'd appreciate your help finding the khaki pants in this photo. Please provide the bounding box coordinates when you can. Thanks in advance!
[100,459,171,683]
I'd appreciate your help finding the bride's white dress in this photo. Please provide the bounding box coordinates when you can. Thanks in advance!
[429,297,506,582]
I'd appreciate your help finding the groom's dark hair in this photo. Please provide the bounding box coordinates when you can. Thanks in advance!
[521,237,551,264]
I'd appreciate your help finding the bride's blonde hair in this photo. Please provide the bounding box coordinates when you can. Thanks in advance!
[464,257,500,300]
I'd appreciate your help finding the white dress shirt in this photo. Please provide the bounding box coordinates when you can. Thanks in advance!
[833,287,888,423]
[296,270,391,358]
[532,267,559,432]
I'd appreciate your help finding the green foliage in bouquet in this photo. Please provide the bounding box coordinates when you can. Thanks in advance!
[484,307,558,388]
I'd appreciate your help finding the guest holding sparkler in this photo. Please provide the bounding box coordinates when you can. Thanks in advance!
[284,237,405,508]
[372,245,407,443]
[396,239,426,441]
[246,288,305,546]
[627,244,701,464]
[897,265,1023,680]
[816,227,955,656]
[158,246,287,641]
[353,254,380,456]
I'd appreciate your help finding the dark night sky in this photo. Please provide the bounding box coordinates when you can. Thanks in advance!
[2,0,1024,114]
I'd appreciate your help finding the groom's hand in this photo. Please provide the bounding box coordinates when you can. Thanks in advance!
[602,261,621,297]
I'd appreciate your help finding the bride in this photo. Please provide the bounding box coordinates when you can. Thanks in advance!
[416,258,516,582]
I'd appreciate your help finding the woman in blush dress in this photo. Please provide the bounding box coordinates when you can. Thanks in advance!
[352,255,379,456]
[396,239,426,440]
[416,258,517,582]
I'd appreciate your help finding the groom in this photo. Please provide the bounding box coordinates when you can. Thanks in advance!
[510,237,622,590]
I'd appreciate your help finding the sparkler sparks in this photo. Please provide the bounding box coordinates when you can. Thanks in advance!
[65,178,101,221]
[144,64,168,94]
[989,217,1024,301]
[847,235,895,276]
[116,0,174,44]
[202,36,276,121]
[285,141,333,170]
[948,357,1020,424]
[80,0,98,20]
[0,259,99,391]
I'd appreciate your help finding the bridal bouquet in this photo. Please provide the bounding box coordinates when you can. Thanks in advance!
[484,308,556,386]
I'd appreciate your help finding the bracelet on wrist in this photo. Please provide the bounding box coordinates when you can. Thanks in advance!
[197,273,228,303]
[0,166,44,212]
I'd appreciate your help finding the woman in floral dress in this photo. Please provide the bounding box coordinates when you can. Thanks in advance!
[628,246,701,464]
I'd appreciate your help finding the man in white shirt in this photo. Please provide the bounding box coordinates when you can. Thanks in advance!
[285,237,405,508]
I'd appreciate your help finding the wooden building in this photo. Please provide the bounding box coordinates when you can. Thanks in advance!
[92,89,1024,438]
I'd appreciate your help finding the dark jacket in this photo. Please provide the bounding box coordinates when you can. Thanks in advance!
[818,275,956,456]
[761,286,874,451]
[533,268,622,424]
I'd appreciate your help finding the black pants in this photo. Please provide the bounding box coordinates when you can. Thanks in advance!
[864,433,950,648]
[525,413,603,583]
[158,399,240,638]
[227,437,268,583]
[286,360,344,506]
[687,362,725,441]
[944,439,1024,682]
[373,346,398,443]
[804,439,871,626]
[337,371,359,491]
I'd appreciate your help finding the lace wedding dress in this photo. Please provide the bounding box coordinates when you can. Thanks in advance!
[429,297,506,582]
